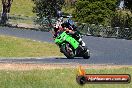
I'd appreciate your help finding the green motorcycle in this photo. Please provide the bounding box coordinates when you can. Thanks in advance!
[55,31,90,59]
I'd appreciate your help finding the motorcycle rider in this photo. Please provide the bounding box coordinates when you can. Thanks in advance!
[61,16,86,47]
[53,11,85,47]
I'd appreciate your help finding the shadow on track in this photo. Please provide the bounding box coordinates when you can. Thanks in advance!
[0,57,90,64]
[55,57,87,59]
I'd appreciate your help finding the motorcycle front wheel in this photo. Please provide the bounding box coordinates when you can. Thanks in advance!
[60,43,74,59]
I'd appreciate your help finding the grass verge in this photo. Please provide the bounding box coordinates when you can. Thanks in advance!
[0,0,35,25]
[0,35,62,57]
[0,0,35,17]
[0,67,131,88]
[8,17,34,25]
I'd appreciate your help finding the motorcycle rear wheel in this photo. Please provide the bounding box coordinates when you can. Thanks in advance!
[83,49,90,59]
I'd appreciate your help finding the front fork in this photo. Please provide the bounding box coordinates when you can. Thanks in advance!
[58,43,68,53]
[60,43,75,56]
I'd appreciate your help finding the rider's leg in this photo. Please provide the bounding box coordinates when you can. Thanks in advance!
[79,38,85,47]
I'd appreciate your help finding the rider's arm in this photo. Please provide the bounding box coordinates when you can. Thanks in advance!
[65,27,75,34]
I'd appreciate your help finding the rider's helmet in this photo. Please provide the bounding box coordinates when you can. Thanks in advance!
[63,15,77,30]
[65,14,74,26]
[67,18,74,26]
[56,10,63,18]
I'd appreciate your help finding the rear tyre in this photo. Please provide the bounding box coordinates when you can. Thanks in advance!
[61,44,74,59]
[83,49,90,59]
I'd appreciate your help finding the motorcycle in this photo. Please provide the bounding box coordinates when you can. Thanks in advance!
[54,31,90,59]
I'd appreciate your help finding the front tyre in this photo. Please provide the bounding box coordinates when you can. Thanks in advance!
[60,44,74,59]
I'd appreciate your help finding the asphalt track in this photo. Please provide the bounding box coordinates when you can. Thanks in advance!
[0,27,132,65]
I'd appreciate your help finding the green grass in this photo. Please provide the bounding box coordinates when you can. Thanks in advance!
[11,0,35,16]
[0,35,62,57]
[0,68,131,88]
[0,0,35,17]
[8,18,34,24]
[0,0,35,24]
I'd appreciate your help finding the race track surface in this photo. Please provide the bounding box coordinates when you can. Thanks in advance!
[0,27,132,65]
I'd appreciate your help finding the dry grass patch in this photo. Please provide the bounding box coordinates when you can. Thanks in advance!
[0,35,63,57]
